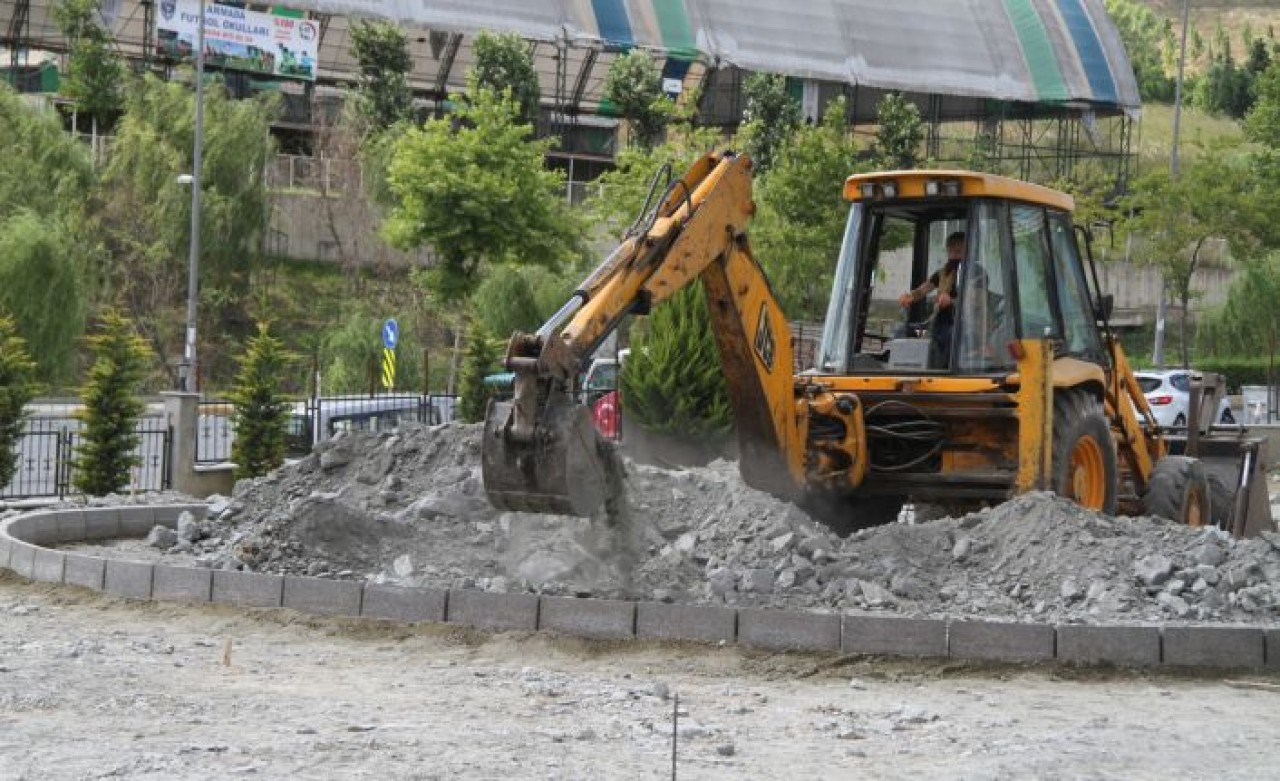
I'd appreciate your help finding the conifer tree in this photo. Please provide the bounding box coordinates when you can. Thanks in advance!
[458,325,500,423]
[0,313,38,488]
[229,322,296,480]
[74,311,152,496]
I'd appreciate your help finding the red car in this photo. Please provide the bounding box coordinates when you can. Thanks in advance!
[592,390,621,441]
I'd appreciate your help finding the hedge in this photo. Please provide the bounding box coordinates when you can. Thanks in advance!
[1192,357,1277,393]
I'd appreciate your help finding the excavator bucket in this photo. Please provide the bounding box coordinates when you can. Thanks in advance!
[1171,435,1274,537]
[481,395,611,517]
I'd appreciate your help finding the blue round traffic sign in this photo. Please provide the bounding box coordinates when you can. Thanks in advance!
[382,319,399,350]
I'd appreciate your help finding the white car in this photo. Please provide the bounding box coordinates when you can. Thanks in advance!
[1135,370,1236,429]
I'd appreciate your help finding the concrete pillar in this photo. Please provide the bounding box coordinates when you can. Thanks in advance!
[161,391,234,499]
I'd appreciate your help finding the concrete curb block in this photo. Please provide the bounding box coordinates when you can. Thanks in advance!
[105,559,153,599]
[539,596,635,640]
[843,615,947,658]
[83,508,121,541]
[447,590,538,632]
[9,540,36,579]
[1056,625,1160,668]
[213,570,284,609]
[636,602,736,645]
[1163,626,1265,669]
[361,584,446,623]
[3,506,1280,672]
[64,554,105,591]
[283,576,362,617]
[950,621,1055,663]
[738,608,841,652]
[153,565,213,603]
[32,548,65,583]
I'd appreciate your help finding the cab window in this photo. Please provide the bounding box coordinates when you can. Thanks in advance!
[1047,212,1103,359]
[1011,205,1060,340]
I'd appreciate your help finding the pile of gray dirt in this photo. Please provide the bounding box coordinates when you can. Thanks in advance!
[161,422,1280,625]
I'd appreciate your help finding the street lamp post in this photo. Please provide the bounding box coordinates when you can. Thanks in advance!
[180,0,207,393]
[1153,0,1193,370]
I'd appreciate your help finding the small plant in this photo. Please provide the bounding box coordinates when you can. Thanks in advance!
[229,322,297,480]
[458,323,500,423]
[74,310,152,496]
[0,313,38,488]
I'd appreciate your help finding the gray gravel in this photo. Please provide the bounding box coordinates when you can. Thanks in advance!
[60,422,1280,625]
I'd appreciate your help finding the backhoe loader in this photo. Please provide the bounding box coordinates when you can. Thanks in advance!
[482,151,1272,537]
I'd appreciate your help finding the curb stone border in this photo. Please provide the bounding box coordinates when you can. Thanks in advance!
[2,506,1278,671]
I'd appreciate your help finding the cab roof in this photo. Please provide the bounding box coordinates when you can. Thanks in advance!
[844,170,1074,212]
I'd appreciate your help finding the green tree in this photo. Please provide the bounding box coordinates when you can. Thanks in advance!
[0,212,86,386]
[1246,61,1280,149]
[349,20,413,132]
[73,310,152,496]
[752,98,864,321]
[1198,252,1280,358]
[471,31,541,125]
[383,83,581,303]
[472,270,543,339]
[457,324,500,423]
[738,72,800,174]
[53,0,125,129]
[602,49,671,148]
[586,119,721,230]
[872,92,923,170]
[620,286,731,439]
[0,85,94,221]
[1104,0,1175,102]
[0,313,38,489]
[97,75,277,385]
[1124,145,1268,367]
[229,322,296,479]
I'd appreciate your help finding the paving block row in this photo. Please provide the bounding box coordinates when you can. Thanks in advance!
[2,507,1279,671]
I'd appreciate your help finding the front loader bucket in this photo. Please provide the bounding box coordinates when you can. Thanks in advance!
[1169,434,1275,538]
[482,396,610,517]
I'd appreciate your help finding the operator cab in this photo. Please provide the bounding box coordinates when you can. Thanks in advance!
[814,171,1107,376]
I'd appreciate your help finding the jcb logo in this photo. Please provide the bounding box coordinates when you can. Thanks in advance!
[754,303,775,371]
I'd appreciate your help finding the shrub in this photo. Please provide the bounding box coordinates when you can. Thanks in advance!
[0,313,38,488]
[229,322,296,480]
[458,324,501,423]
[73,310,152,496]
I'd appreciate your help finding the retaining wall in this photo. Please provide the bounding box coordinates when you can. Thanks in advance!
[2,505,1278,671]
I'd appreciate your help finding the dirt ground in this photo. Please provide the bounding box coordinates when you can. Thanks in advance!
[2,574,1279,780]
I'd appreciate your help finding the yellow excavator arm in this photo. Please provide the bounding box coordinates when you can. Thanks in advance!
[482,151,807,515]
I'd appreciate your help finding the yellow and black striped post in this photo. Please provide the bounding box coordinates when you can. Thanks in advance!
[381,347,396,390]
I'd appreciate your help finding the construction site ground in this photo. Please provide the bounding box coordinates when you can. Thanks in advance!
[2,574,1279,781]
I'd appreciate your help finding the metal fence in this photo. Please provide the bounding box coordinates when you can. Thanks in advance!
[196,394,460,463]
[2,416,172,500]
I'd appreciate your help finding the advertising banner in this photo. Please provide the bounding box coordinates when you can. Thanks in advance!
[157,0,320,81]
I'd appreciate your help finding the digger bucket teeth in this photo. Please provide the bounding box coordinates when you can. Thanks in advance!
[481,397,610,517]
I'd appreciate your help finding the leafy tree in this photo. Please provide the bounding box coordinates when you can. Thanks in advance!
[53,0,125,128]
[738,72,800,174]
[753,98,864,321]
[1124,144,1268,367]
[1104,0,1175,102]
[472,270,543,339]
[872,92,923,170]
[383,83,581,303]
[602,49,671,148]
[620,286,731,439]
[587,118,721,230]
[1246,60,1280,149]
[0,313,38,489]
[97,75,277,385]
[0,212,86,385]
[457,324,500,423]
[471,31,541,125]
[73,310,152,496]
[229,322,295,479]
[349,20,413,132]
[0,85,94,221]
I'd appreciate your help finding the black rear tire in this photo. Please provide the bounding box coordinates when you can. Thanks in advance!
[1143,456,1212,527]
[1051,389,1119,514]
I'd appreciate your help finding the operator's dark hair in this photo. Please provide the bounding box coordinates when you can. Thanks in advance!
[946,231,966,248]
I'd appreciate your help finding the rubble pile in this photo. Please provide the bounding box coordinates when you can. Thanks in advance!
[142,422,1280,625]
